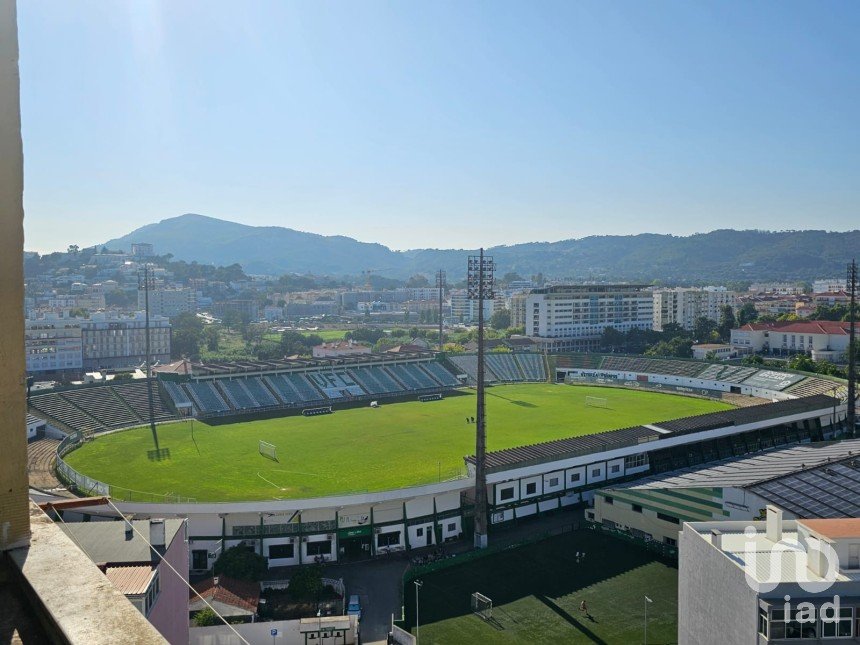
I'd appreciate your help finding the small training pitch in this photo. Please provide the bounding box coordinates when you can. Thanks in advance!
[403,529,678,644]
[64,384,731,502]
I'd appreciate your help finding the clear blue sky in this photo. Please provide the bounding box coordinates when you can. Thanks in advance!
[17,0,860,253]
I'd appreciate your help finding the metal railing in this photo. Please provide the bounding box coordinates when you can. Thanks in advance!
[55,434,197,504]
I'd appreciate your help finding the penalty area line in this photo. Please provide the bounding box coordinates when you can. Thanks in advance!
[256,472,287,491]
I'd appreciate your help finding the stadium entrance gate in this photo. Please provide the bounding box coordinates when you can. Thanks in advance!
[337,526,372,561]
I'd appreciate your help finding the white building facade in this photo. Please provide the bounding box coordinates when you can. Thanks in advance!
[526,284,653,352]
[653,288,738,331]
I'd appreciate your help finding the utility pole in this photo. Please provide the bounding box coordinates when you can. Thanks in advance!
[848,259,857,437]
[468,250,494,549]
[436,270,446,351]
[138,264,160,452]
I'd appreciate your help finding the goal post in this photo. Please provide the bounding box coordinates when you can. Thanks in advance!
[471,592,493,621]
[585,395,609,409]
[259,440,278,461]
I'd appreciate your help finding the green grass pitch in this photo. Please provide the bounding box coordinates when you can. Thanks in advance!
[403,529,678,644]
[64,384,730,502]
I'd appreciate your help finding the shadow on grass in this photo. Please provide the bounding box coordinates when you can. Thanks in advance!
[535,595,607,645]
[404,530,676,630]
[486,391,538,408]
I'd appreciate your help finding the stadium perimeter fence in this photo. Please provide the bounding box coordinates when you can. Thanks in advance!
[54,434,198,504]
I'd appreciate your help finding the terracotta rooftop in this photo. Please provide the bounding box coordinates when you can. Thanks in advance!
[191,575,260,614]
[737,321,854,335]
[798,518,860,540]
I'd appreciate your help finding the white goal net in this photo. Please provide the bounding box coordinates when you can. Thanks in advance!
[259,440,277,461]
[471,592,493,620]
[585,396,609,409]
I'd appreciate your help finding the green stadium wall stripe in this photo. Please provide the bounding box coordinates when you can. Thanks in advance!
[654,489,725,510]
[600,489,720,518]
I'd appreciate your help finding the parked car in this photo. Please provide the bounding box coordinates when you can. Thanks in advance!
[347,594,361,621]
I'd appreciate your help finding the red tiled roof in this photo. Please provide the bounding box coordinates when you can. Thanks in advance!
[191,575,259,613]
[736,321,853,335]
[799,518,860,540]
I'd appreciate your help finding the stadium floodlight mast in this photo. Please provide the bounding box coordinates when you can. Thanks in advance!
[436,269,446,351]
[468,249,494,549]
[138,263,160,453]
[414,579,423,644]
[848,259,857,438]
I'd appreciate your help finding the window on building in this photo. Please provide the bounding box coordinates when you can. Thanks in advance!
[377,531,401,548]
[759,608,769,639]
[268,543,294,559]
[768,608,819,639]
[447,522,456,532]
[306,540,332,556]
[664,536,677,546]
[499,487,515,501]
[656,513,680,525]
[570,472,581,483]
[604,496,614,505]
[144,571,160,616]
[632,504,643,513]
[610,465,621,474]
[525,482,537,495]
[592,468,601,477]
[416,527,423,537]
[548,477,559,487]
[821,607,853,638]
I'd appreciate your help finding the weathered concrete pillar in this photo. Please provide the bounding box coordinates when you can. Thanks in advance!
[0,0,31,551]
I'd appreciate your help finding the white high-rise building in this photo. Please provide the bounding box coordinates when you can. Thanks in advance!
[25,314,83,374]
[525,284,653,352]
[652,288,738,331]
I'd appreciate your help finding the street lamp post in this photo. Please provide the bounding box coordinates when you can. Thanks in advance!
[414,579,423,643]
[644,595,652,644]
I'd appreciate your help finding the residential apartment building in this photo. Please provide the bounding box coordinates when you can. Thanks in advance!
[679,510,860,644]
[749,282,805,295]
[81,311,171,370]
[525,284,653,352]
[449,289,496,324]
[652,287,738,331]
[24,314,83,374]
[510,292,529,329]
[138,287,196,317]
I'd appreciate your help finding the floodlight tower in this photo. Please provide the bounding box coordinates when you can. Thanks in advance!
[138,263,160,452]
[468,250,494,549]
[848,259,857,437]
[436,270,446,351]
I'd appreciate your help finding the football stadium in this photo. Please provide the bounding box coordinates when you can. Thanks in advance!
[28,351,850,571]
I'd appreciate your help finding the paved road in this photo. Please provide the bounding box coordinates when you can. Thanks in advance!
[321,556,410,644]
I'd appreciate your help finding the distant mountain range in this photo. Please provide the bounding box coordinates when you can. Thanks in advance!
[104,214,860,283]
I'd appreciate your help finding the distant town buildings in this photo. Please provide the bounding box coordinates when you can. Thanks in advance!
[312,340,371,358]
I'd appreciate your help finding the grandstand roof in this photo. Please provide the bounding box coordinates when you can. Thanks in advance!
[747,457,860,519]
[186,352,436,376]
[469,395,838,472]
[609,440,860,491]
